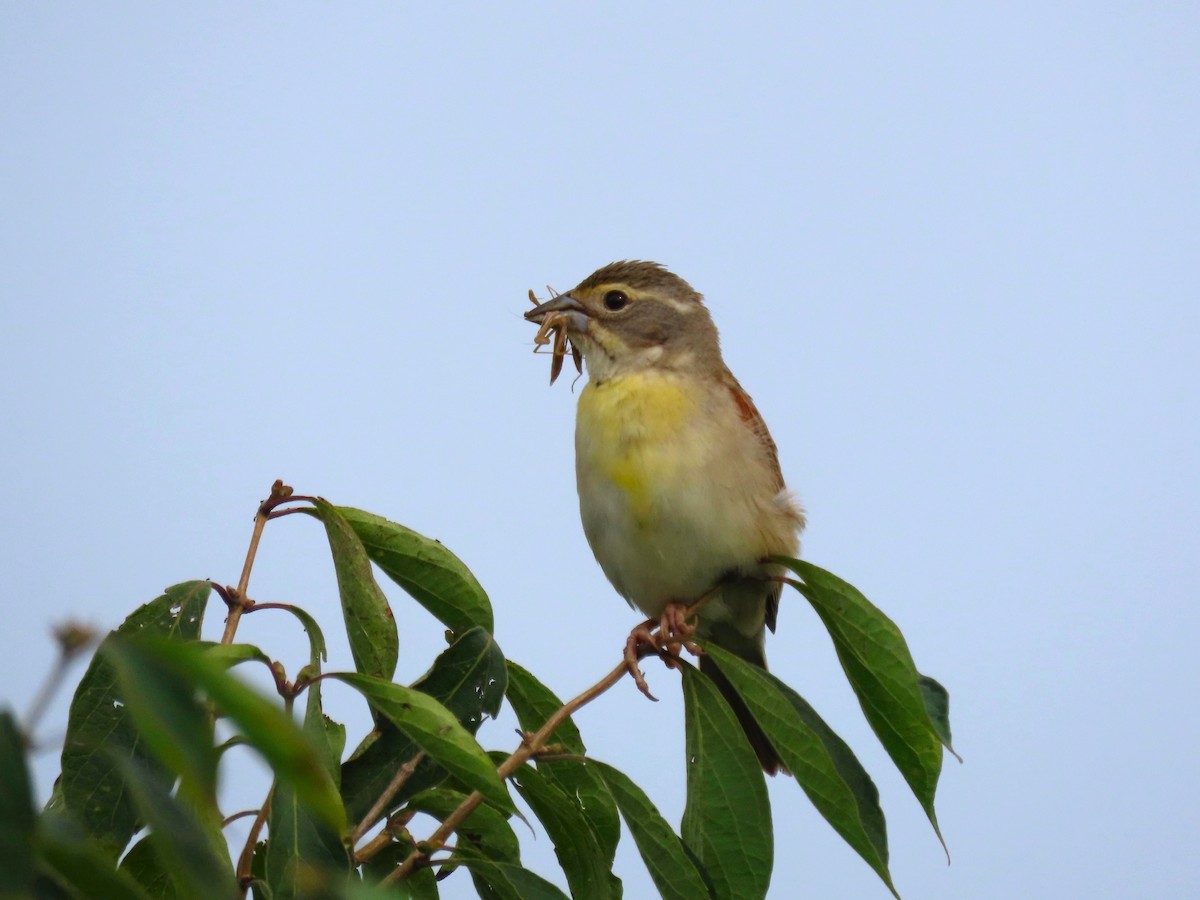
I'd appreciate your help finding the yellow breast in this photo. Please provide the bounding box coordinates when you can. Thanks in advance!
[575,373,694,522]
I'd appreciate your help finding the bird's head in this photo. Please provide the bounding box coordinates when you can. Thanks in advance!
[525,261,722,383]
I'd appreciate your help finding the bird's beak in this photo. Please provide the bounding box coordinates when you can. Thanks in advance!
[525,294,590,334]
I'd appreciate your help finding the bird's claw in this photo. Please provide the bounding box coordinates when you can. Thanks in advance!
[624,623,660,700]
[659,603,698,658]
[623,603,699,699]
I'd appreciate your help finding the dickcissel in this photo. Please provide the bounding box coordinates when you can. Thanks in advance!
[525,261,805,774]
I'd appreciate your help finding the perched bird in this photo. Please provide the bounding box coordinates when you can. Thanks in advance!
[525,261,805,774]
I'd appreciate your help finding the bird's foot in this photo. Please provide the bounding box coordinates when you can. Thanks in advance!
[624,621,660,701]
[658,603,700,661]
[623,603,701,700]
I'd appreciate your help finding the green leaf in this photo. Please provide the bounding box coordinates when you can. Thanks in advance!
[60,581,210,858]
[203,642,276,672]
[775,558,946,846]
[681,664,772,900]
[249,841,271,900]
[0,710,36,895]
[504,662,620,868]
[265,774,352,898]
[330,673,512,814]
[103,639,219,811]
[43,778,65,814]
[501,662,583,747]
[296,607,345,787]
[117,835,175,898]
[191,644,347,835]
[113,755,236,900]
[37,810,152,900]
[312,499,399,681]
[261,802,351,900]
[507,764,614,899]
[450,849,569,900]
[353,860,440,899]
[703,644,897,897]
[337,506,494,636]
[341,628,505,826]
[404,626,505,734]
[304,706,346,786]
[400,867,441,900]
[265,678,351,899]
[358,839,402,886]
[919,675,960,761]
[258,599,346,899]
[112,637,346,834]
[259,603,329,674]
[407,788,520,863]
[297,604,342,783]
[591,761,710,900]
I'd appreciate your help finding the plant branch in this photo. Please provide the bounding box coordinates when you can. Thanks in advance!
[22,622,95,744]
[378,582,727,884]
[352,750,427,847]
[236,783,273,894]
[355,828,399,864]
[222,808,261,828]
[221,480,299,645]
[382,658,628,883]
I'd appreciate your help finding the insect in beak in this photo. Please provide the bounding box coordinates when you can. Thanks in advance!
[527,287,584,386]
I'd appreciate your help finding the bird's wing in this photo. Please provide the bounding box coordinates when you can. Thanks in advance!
[720,367,786,493]
[720,367,787,634]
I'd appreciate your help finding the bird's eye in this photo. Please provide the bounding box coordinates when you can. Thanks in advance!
[603,290,629,311]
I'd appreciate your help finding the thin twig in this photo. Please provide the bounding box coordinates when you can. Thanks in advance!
[383,660,628,884]
[528,752,588,763]
[221,519,266,645]
[22,658,71,740]
[236,784,273,893]
[221,480,298,645]
[234,675,292,894]
[378,582,726,885]
[355,828,399,864]
[352,751,427,846]
[22,622,96,743]
[222,808,261,828]
[355,808,419,865]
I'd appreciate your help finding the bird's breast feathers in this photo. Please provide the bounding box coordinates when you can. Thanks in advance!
[574,371,800,614]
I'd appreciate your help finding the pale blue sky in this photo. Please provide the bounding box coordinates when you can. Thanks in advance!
[2,4,1197,898]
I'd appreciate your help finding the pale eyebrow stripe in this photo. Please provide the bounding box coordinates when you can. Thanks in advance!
[660,296,697,313]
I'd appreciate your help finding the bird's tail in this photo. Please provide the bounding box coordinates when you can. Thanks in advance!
[698,650,785,777]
